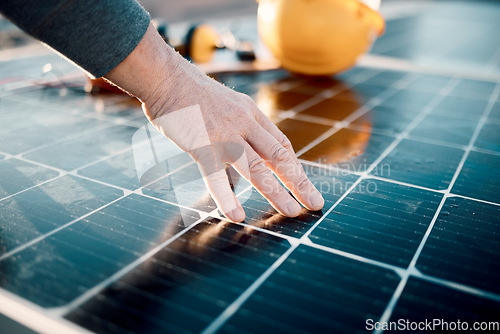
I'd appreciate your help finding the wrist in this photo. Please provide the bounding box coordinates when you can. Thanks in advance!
[103,23,179,108]
[143,51,215,123]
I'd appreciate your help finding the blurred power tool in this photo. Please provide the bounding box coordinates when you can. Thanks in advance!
[87,22,256,93]
[154,21,257,64]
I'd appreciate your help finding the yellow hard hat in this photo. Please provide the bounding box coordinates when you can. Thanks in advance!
[257,0,385,75]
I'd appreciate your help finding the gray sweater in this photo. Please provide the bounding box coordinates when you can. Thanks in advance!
[0,0,151,78]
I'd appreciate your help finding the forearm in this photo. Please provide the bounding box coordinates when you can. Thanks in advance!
[0,0,150,78]
[104,24,181,109]
[105,24,229,125]
[104,23,209,117]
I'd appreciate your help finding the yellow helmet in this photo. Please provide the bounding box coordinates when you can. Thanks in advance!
[257,0,385,75]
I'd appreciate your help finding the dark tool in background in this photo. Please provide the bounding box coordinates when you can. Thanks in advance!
[88,20,256,93]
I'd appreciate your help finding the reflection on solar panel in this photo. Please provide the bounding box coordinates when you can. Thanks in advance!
[1,1,500,333]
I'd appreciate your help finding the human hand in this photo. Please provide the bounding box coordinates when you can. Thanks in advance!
[105,23,324,222]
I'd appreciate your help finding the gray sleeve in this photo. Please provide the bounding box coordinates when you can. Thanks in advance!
[0,0,150,78]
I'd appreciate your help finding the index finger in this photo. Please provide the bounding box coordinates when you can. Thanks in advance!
[245,126,324,211]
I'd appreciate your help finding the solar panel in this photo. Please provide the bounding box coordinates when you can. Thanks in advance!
[1,1,500,333]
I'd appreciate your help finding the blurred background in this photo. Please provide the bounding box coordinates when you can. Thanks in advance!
[2,0,499,80]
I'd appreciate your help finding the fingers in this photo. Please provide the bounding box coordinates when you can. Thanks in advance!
[245,125,325,211]
[180,103,323,220]
[254,111,297,161]
[205,169,246,222]
[193,149,245,222]
[231,140,302,217]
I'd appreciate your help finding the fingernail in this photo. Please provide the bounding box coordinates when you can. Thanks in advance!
[309,191,324,210]
[228,208,245,222]
[287,199,302,216]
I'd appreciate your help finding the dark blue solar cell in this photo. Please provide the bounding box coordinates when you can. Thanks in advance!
[452,151,500,204]
[309,179,443,267]
[416,196,500,294]
[0,158,59,200]
[409,114,478,146]
[488,101,500,123]
[0,175,123,255]
[382,89,436,110]
[474,123,500,153]
[432,95,488,120]
[387,277,500,333]
[0,194,198,307]
[371,139,464,190]
[351,105,419,136]
[65,220,291,333]
[78,149,192,191]
[219,245,400,334]
[23,125,140,171]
